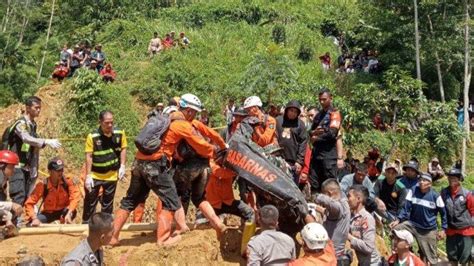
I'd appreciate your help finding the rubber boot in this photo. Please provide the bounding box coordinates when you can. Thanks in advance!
[198,201,227,240]
[173,206,190,236]
[156,209,181,246]
[109,209,130,246]
[240,221,256,255]
[133,203,145,223]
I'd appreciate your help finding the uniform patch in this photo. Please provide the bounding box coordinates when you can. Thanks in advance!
[391,192,398,198]
[95,140,102,146]
[269,124,275,129]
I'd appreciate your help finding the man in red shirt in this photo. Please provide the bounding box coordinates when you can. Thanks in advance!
[440,167,474,264]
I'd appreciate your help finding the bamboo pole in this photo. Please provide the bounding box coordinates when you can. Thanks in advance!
[18,223,157,235]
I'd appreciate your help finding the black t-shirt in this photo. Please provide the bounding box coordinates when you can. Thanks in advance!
[374,176,407,216]
[310,108,339,160]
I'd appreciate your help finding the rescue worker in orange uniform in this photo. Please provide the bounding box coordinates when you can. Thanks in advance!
[206,160,254,222]
[0,150,23,233]
[243,96,278,147]
[24,157,81,225]
[110,94,224,246]
[289,223,337,266]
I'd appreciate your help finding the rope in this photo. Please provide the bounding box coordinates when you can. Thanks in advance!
[53,125,228,141]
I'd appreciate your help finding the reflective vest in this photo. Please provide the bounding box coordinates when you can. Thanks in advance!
[441,187,474,230]
[7,117,38,168]
[91,128,123,174]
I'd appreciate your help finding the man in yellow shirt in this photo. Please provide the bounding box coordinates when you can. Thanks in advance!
[83,110,127,223]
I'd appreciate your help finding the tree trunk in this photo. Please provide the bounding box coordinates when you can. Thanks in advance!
[17,0,30,48]
[461,0,471,175]
[427,14,445,102]
[37,0,56,83]
[414,0,422,83]
[2,0,11,33]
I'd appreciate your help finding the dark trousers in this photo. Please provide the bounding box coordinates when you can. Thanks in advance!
[120,159,180,212]
[174,158,209,213]
[82,179,117,223]
[309,158,337,193]
[214,200,254,222]
[36,208,77,223]
[9,168,33,205]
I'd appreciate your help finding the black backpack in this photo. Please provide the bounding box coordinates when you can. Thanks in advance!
[134,111,171,155]
[1,118,24,150]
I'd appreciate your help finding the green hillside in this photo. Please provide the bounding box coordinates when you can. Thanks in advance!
[0,0,471,171]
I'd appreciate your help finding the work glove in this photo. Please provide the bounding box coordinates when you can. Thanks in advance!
[118,164,126,181]
[85,174,94,193]
[45,139,62,149]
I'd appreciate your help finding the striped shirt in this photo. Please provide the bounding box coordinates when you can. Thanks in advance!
[398,186,447,230]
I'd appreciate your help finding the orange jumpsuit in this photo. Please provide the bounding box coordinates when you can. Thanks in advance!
[24,177,81,222]
[251,113,278,147]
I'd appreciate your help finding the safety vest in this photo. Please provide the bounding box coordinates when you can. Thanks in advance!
[7,117,38,168]
[441,187,474,230]
[91,127,123,174]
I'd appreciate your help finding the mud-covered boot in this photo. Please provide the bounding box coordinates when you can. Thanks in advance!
[157,210,181,246]
[109,209,130,246]
[173,206,190,236]
[198,201,227,240]
[133,203,145,223]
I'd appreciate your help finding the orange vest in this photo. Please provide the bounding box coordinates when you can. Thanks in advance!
[251,114,278,147]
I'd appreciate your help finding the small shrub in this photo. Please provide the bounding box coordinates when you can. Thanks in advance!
[272,24,286,44]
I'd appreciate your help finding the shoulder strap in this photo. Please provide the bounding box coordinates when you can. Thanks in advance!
[37,179,49,215]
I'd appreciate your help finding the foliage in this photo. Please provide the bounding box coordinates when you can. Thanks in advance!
[240,44,299,104]
[338,67,463,165]
[297,40,314,63]
[272,24,286,44]
[61,69,140,165]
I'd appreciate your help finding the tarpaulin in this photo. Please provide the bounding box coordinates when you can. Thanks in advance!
[223,134,308,222]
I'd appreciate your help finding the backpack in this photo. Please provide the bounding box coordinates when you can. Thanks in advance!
[134,111,171,155]
[37,176,69,214]
[1,118,24,150]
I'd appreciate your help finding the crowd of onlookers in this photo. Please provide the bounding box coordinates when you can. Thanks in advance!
[318,49,382,74]
[52,43,116,83]
[148,31,190,57]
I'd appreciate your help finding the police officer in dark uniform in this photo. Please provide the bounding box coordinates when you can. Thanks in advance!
[309,88,342,193]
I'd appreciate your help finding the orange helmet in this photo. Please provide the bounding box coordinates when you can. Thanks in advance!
[0,150,19,165]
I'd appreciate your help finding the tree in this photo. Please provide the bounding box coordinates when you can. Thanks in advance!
[239,44,299,104]
[414,0,422,83]
[461,0,471,175]
[427,14,445,102]
[36,0,55,82]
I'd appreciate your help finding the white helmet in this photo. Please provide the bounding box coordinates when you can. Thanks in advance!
[301,222,329,250]
[243,96,262,109]
[179,93,202,112]
[163,106,178,114]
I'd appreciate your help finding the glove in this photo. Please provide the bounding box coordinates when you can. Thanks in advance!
[118,164,126,181]
[45,139,62,149]
[85,174,94,193]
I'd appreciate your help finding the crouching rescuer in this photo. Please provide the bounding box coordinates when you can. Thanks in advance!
[110,93,225,246]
